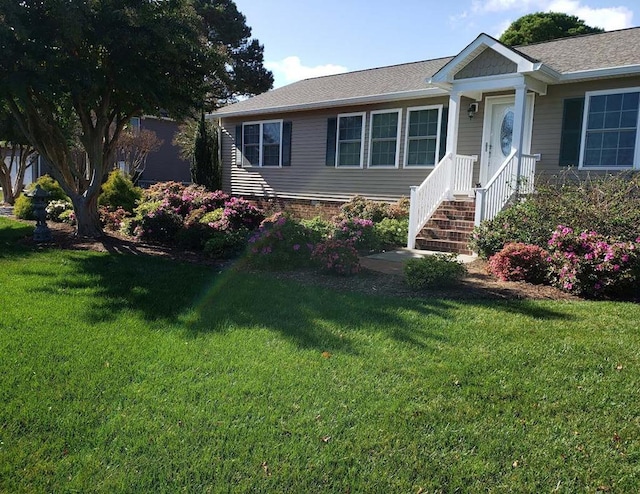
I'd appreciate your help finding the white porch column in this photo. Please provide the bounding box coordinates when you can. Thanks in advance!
[445,91,461,159]
[444,91,461,199]
[511,83,528,193]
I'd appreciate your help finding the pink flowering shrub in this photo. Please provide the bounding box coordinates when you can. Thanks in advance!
[247,212,317,268]
[99,206,130,232]
[332,218,380,252]
[312,238,361,276]
[488,242,549,284]
[547,225,640,298]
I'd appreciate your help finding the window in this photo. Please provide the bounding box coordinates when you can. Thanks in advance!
[405,106,442,167]
[580,88,640,169]
[337,113,365,167]
[369,110,401,167]
[243,120,283,167]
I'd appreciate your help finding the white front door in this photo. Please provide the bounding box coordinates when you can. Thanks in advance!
[480,95,534,185]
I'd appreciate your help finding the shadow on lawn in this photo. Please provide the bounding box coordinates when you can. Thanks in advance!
[18,247,575,353]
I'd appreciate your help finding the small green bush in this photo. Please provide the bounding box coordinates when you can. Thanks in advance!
[204,229,248,259]
[404,254,467,291]
[300,216,333,242]
[374,218,409,248]
[14,175,69,220]
[99,170,142,213]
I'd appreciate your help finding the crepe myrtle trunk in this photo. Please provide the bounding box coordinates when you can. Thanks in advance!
[69,191,102,237]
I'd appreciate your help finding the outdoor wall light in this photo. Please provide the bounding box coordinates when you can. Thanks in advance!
[468,102,479,119]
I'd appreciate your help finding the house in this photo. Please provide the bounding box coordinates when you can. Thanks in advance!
[131,116,191,187]
[212,28,640,253]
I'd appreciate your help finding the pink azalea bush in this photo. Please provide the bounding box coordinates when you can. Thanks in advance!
[488,242,549,284]
[247,212,318,268]
[332,218,380,252]
[547,225,640,298]
[311,238,361,276]
[99,206,130,232]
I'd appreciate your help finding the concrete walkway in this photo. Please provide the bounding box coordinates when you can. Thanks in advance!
[361,248,477,275]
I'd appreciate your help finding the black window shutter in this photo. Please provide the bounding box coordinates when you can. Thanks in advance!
[559,98,585,166]
[282,121,292,166]
[235,125,243,167]
[439,107,449,162]
[325,117,337,166]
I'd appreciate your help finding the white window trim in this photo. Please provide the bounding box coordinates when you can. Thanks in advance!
[404,105,443,168]
[578,87,640,170]
[336,112,366,168]
[368,109,402,168]
[242,119,284,167]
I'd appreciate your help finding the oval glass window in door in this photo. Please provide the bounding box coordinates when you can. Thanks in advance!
[500,108,514,156]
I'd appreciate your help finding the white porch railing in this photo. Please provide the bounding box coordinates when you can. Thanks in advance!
[407,153,477,249]
[474,152,537,225]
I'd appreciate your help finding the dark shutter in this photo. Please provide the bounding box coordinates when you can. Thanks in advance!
[439,107,449,162]
[235,125,243,167]
[325,117,337,166]
[282,121,292,166]
[559,98,585,166]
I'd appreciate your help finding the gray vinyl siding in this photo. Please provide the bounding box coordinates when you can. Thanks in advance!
[454,49,517,80]
[220,97,451,202]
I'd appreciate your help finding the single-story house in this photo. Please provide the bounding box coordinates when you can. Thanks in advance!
[212,27,640,253]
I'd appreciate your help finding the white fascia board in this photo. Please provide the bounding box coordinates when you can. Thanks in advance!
[211,88,448,119]
[451,73,527,94]
[559,64,640,82]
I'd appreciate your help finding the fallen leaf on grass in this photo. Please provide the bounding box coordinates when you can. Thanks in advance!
[322,351,332,359]
[261,461,271,476]
[321,435,331,443]
[616,364,624,371]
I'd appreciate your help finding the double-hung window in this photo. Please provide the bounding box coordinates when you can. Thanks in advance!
[369,110,401,167]
[405,106,442,167]
[336,113,365,167]
[581,88,640,169]
[243,120,283,167]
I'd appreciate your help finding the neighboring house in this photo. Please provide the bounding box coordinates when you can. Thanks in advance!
[213,28,640,253]
[134,116,192,186]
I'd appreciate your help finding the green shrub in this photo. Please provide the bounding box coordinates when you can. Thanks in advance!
[14,175,69,220]
[99,170,142,213]
[339,195,409,222]
[204,229,248,259]
[300,216,333,242]
[404,254,467,291]
[470,172,640,258]
[333,218,380,252]
[59,209,76,225]
[374,218,409,248]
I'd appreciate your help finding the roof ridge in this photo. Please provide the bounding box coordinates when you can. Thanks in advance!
[514,25,640,49]
[295,55,455,83]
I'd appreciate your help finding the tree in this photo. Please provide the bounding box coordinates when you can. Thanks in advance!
[194,0,274,109]
[115,128,163,184]
[0,0,217,236]
[191,113,221,191]
[499,12,604,46]
[0,102,37,205]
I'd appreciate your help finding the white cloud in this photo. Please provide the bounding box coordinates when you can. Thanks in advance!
[546,1,633,30]
[471,0,634,34]
[265,56,348,87]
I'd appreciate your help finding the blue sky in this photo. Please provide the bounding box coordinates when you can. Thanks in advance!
[233,0,637,88]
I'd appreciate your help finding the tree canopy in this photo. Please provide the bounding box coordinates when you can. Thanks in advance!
[0,0,271,235]
[499,12,604,46]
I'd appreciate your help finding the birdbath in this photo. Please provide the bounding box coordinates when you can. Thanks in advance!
[28,185,53,243]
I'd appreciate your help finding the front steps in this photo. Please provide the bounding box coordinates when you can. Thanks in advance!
[414,199,475,255]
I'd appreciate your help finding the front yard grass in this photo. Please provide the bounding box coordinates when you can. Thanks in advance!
[1,217,640,492]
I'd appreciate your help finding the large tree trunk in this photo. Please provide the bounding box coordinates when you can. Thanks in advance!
[70,192,102,237]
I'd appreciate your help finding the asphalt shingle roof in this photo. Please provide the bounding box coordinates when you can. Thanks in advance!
[216,27,640,117]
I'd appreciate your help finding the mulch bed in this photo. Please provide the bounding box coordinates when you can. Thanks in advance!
[21,220,579,301]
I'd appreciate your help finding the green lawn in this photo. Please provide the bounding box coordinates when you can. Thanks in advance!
[1,217,640,492]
